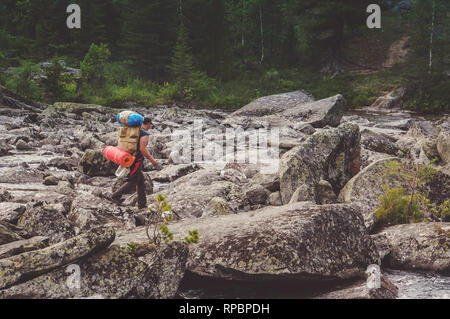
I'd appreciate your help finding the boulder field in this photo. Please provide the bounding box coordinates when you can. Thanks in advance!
[0,87,448,298]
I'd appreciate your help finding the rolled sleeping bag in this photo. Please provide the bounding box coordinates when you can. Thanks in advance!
[116,111,144,127]
[103,146,136,168]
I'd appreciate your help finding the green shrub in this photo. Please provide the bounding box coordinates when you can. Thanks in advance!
[80,43,111,88]
[184,229,199,245]
[187,72,217,102]
[350,91,376,106]
[106,79,158,106]
[157,82,180,102]
[375,187,423,227]
[432,200,450,222]
[261,70,280,89]
[5,61,42,100]
[122,241,138,254]
[62,81,79,101]
[375,160,439,228]
[41,57,66,101]
[104,62,134,86]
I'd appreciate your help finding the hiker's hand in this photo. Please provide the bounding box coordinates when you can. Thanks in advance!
[154,164,163,171]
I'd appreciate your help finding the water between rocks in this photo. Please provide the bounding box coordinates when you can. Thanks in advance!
[176,269,449,299]
[385,269,450,299]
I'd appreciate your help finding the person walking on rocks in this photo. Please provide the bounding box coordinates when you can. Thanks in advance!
[109,117,161,208]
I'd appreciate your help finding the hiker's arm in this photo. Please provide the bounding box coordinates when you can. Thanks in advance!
[140,136,158,167]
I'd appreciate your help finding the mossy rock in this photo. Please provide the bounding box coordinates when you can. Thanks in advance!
[78,149,117,177]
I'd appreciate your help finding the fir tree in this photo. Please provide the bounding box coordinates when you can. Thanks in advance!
[168,21,195,97]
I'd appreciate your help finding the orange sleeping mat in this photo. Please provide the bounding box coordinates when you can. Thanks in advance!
[103,146,135,168]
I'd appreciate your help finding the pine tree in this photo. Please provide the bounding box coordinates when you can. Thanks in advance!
[406,0,450,111]
[280,0,375,73]
[168,21,196,97]
[119,0,178,77]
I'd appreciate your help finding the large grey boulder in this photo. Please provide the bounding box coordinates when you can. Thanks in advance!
[140,241,189,299]
[0,202,26,224]
[278,94,347,128]
[338,158,401,230]
[245,184,270,205]
[395,120,441,165]
[183,202,378,281]
[372,223,450,274]
[18,202,76,245]
[158,169,245,218]
[249,173,280,192]
[0,226,115,289]
[231,90,314,117]
[279,122,360,204]
[437,130,450,164]
[78,149,117,177]
[361,129,404,156]
[67,189,122,233]
[117,202,379,283]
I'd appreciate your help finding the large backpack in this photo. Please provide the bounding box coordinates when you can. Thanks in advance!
[116,111,144,155]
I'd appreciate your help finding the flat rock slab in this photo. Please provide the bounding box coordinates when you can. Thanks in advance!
[275,94,347,128]
[0,236,49,259]
[231,90,314,117]
[0,226,115,289]
[150,163,200,183]
[0,242,188,299]
[0,221,24,245]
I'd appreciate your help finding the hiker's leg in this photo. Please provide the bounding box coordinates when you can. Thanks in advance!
[136,171,147,209]
[116,157,142,200]
[112,180,135,200]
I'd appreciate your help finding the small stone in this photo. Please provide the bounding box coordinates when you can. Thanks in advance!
[315,180,338,205]
[15,139,31,151]
[43,175,59,186]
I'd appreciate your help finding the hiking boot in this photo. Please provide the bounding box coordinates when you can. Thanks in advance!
[103,192,122,205]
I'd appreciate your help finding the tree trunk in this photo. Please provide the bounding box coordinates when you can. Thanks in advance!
[321,20,345,74]
[259,4,264,64]
[429,0,436,73]
[242,0,246,47]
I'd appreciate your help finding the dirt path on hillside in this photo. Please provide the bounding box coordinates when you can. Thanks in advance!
[348,35,409,74]
[382,35,409,68]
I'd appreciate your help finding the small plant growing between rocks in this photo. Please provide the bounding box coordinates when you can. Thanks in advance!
[122,241,138,255]
[431,200,450,222]
[432,224,450,236]
[375,160,437,228]
[184,229,199,245]
[146,194,174,245]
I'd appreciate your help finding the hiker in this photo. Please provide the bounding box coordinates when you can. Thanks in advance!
[109,117,161,208]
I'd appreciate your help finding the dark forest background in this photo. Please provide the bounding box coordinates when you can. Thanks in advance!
[0,0,448,112]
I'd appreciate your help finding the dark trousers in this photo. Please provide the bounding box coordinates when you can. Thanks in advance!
[112,158,148,208]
